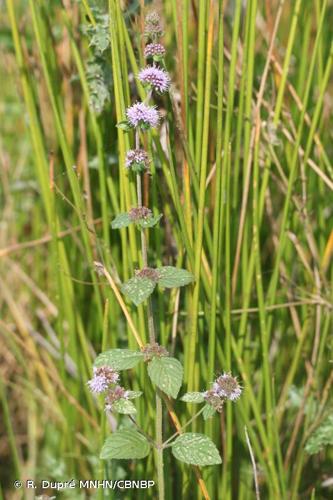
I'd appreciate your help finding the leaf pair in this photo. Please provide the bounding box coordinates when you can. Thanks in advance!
[94,348,183,399]
[121,266,195,306]
[100,429,221,466]
[111,211,163,230]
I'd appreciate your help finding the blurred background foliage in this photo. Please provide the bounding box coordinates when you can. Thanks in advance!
[0,0,333,498]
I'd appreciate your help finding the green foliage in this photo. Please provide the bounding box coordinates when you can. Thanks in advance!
[100,429,150,460]
[111,212,132,229]
[139,213,163,228]
[180,392,205,403]
[147,356,183,398]
[94,349,144,370]
[157,266,195,288]
[305,415,333,455]
[121,276,156,306]
[112,398,137,415]
[111,212,163,229]
[171,433,222,466]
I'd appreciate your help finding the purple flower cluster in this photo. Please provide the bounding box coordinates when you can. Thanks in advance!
[135,267,160,282]
[129,207,152,221]
[87,366,119,394]
[138,66,170,94]
[144,43,165,59]
[87,365,128,413]
[144,11,163,39]
[126,102,159,129]
[125,149,150,172]
[204,372,242,412]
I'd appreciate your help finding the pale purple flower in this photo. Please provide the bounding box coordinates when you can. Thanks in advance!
[87,366,119,394]
[125,149,150,171]
[126,102,159,129]
[211,373,242,401]
[138,66,170,94]
[144,43,166,59]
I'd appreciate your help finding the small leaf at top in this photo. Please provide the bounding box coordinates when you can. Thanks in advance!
[157,266,195,288]
[100,429,150,460]
[121,276,156,306]
[147,356,183,398]
[94,349,144,370]
[111,212,132,229]
[171,433,222,466]
[180,392,205,403]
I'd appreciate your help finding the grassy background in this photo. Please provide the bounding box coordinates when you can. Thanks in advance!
[1,0,333,498]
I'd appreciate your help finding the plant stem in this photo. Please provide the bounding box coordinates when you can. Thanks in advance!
[135,125,164,497]
[163,406,206,447]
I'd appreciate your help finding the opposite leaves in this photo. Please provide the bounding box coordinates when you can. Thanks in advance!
[147,356,183,398]
[171,433,222,466]
[100,429,150,460]
[111,212,162,229]
[121,266,194,305]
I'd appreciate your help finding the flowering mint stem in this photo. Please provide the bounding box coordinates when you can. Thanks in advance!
[135,126,164,498]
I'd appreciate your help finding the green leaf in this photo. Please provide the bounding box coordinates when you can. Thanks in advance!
[138,213,163,229]
[305,415,333,455]
[171,433,222,466]
[117,120,131,131]
[94,349,144,370]
[180,392,205,403]
[126,391,143,399]
[203,404,217,420]
[121,276,156,306]
[157,266,195,288]
[147,356,183,398]
[100,429,150,460]
[112,398,137,415]
[111,212,132,229]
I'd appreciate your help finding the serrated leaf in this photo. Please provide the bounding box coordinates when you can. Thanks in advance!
[94,349,144,370]
[180,392,205,403]
[126,391,143,399]
[157,266,194,288]
[121,276,156,306]
[305,415,333,455]
[172,433,222,466]
[147,356,183,398]
[138,213,163,229]
[112,398,137,415]
[100,429,150,460]
[203,404,217,420]
[111,212,132,229]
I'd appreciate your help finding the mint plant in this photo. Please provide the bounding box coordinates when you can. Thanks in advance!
[88,12,242,499]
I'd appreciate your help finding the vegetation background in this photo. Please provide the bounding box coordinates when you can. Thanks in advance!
[0,0,333,498]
